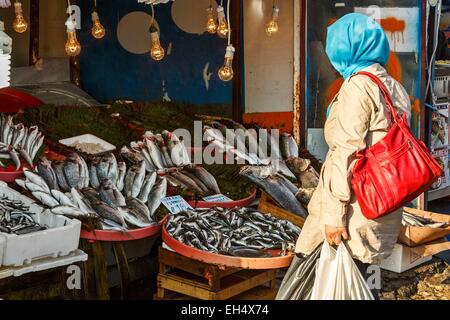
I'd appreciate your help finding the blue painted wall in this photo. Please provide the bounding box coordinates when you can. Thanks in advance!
[78,0,232,106]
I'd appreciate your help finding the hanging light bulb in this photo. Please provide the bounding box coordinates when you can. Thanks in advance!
[218,45,234,82]
[205,6,217,34]
[91,11,106,39]
[12,1,28,33]
[150,24,164,61]
[266,5,279,36]
[65,20,81,57]
[216,5,228,39]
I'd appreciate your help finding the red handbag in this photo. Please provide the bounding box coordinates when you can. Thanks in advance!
[351,71,442,220]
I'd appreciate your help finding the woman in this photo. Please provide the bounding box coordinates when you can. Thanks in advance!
[279,13,411,300]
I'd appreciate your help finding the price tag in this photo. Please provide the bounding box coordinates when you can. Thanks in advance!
[161,195,193,214]
[202,194,233,202]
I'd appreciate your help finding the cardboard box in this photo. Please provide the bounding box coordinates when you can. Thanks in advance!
[399,207,450,246]
[380,240,450,273]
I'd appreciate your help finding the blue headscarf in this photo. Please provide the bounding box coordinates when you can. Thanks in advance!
[325,13,390,80]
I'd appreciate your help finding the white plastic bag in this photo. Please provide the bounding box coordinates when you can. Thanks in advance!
[311,242,374,300]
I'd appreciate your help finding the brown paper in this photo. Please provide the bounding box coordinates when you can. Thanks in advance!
[398,207,450,247]
[410,239,450,258]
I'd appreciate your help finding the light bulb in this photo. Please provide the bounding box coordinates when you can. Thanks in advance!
[218,45,234,82]
[150,30,165,61]
[91,11,106,39]
[216,5,228,39]
[13,2,28,33]
[206,6,217,34]
[266,6,279,36]
[65,28,81,57]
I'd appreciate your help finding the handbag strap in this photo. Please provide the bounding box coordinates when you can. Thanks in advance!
[356,71,401,124]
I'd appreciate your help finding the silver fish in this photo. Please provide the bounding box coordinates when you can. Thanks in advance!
[24,169,51,194]
[51,189,75,207]
[138,171,157,203]
[32,191,59,208]
[37,157,59,190]
[147,177,167,219]
[52,161,71,192]
[131,161,146,198]
[116,161,127,192]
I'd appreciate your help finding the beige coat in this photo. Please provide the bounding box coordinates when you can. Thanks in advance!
[295,63,411,264]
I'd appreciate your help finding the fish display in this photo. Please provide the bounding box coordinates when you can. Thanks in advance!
[239,165,308,218]
[164,165,221,197]
[123,130,190,171]
[0,115,44,170]
[402,211,449,229]
[15,152,163,230]
[166,207,301,255]
[0,195,46,235]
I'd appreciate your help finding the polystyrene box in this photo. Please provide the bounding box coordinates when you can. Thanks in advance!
[0,182,81,267]
[380,243,432,273]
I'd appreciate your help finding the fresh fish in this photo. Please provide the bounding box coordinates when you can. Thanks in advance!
[147,177,167,219]
[71,152,89,189]
[120,146,144,165]
[37,157,59,190]
[52,161,71,192]
[181,170,210,195]
[104,153,118,184]
[131,161,146,198]
[95,158,110,183]
[51,189,75,207]
[166,207,301,255]
[81,187,101,204]
[98,179,126,208]
[295,187,316,206]
[280,133,292,159]
[124,164,137,197]
[31,191,59,208]
[63,158,80,189]
[157,137,174,168]
[116,161,127,192]
[71,188,95,214]
[51,205,92,218]
[138,171,157,203]
[186,165,221,194]
[88,158,100,189]
[25,181,49,193]
[0,195,46,235]
[171,171,205,195]
[144,136,165,170]
[132,141,156,172]
[24,169,51,194]
[165,131,190,167]
[15,178,26,189]
[8,146,21,171]
[240,166,308,218]
[285,157,319,189]
[17,145,33,167]
[92,201,127,228]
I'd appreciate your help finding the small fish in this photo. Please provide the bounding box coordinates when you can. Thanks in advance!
[51,205,91,218]
[92,201,127,228]
[71,188,95,214]
[8,146,21,170]
[51,189,75,207]
[131,161,146,198]
[24,169,51,194]
[32,191,59,208]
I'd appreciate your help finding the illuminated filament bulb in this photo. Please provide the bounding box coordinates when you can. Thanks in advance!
[216,5,228,39]
[150,28,165,61]
[13,2,28,33]
[91,11,106,39]
[65,21,81,57]
[206,6,217,34]
[266,6,279,36]
[218,45,234,82]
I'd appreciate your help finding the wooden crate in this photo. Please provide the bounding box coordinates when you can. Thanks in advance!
[155,285,277,300]
[155,248,277,300]
[257,191,305,227]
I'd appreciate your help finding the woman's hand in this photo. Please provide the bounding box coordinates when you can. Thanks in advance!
[325,225,350,245]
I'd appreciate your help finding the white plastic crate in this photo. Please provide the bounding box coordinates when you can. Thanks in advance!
[0,182,81,267]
